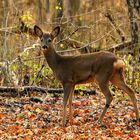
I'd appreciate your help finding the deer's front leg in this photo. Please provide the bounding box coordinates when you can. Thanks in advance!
[68,85,75,123]
[62,83,74,126]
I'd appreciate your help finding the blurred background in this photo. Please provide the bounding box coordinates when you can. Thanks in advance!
[0,0,139,93]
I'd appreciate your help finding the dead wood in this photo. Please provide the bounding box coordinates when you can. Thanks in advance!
[0,86,97,96]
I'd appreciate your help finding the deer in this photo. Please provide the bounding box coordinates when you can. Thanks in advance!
[34,25,140,126]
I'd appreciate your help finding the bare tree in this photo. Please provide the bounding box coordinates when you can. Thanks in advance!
[126,0,139,44]
[46,0,50,13]
[64,0,80,22]
[37,0,43,24]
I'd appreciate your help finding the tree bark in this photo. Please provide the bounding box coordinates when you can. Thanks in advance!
[64,0,80,22]
[46,0,50,13]
[126,0,139,44]
[37,0,43,24]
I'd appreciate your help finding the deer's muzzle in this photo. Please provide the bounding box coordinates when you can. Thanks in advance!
[42,45,48,49]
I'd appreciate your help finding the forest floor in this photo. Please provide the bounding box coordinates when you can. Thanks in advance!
[0,89,140,140]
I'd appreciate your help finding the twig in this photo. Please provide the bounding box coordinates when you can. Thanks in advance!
[105,12,125,42]
[10,44,41,65]
[104,40,133,52]
[56,26,90,44]
[31,64,45,85]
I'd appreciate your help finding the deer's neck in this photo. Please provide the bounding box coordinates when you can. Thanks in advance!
[43,47,61,71]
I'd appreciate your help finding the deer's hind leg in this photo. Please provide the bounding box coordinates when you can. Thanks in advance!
[96,72,114,123]
[111,69,140,123]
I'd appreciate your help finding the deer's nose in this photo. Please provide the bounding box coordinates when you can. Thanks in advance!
[42,45,48,49]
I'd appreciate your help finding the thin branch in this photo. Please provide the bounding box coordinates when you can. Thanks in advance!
[105,12,125,42]
[10,44,41,65]
[104,40,133,52]
[56,26,90,44]
[31,65,45,85]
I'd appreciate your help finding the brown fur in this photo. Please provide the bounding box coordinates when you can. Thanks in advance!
[34,25,140,126]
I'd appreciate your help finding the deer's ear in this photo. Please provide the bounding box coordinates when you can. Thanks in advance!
[34,25,43,38]
[51,26,60,39]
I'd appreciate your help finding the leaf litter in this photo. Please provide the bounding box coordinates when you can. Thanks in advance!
[0,91,140,140]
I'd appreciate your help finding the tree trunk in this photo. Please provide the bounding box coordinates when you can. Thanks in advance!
[37,0,43,24]
[126,0,139,44]
[64,0,80,22]
[46,0,50,13]
[57,0,63,23]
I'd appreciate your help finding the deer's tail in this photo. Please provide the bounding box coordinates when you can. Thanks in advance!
[113,59,125,69]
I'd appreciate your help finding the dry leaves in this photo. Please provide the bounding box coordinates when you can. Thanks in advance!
[0,92,140,139]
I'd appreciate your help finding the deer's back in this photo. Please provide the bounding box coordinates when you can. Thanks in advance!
[55,51,118,84]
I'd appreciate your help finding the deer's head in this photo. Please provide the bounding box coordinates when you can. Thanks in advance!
[34,25,60,51]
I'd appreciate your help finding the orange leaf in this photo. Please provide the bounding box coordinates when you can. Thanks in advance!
[38,129,45,134]
[0,114,5,119]
[24,137,31,140]
[112,130,124,136]
[71,120,80,125]
[7,125,23,134]
[0,129,3,134]
[73,109,84,117]
[16,117,24,122]
[73,101,81,106]
[82,100,90,106]
[29,115,38,121]
[128,134,135,138]
[24,104,34,110]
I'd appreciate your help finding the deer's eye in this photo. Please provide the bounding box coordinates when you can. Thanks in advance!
[40,38,43,42]
[48,38,52,43]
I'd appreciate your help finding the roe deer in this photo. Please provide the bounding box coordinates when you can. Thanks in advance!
[34,25,140,126]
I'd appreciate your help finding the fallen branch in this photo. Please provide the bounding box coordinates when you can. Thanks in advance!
[0,86,97,96]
